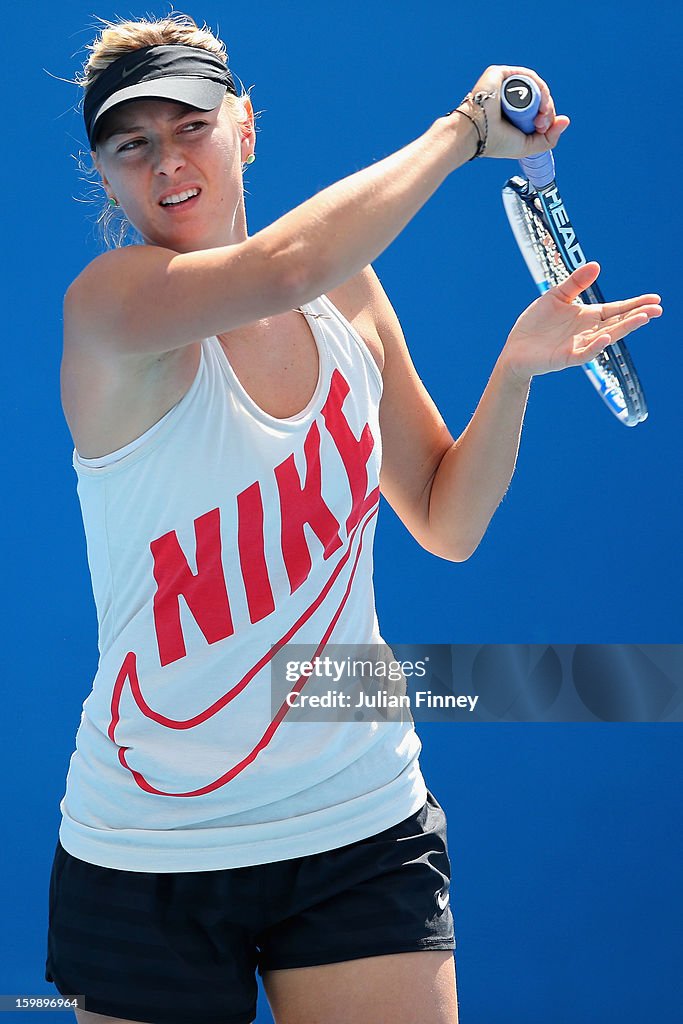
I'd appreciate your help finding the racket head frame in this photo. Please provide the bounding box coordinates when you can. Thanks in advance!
[502,175,647,426]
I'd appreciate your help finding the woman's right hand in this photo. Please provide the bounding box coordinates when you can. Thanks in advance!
[450,65,570,161]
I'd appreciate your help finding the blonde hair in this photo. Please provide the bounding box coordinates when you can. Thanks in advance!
[74,11,258,249]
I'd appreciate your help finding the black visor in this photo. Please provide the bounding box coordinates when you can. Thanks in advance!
[83,44,237,149]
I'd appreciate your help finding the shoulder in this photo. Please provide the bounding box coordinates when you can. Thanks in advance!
[64,245,173,320]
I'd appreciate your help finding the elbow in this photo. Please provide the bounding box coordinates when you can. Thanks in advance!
[263,233,319,310]
[444,545,476,563]
[272,231,341,309]
[433,543,478,564]
[279,254,312,309]
[420,529,481,563]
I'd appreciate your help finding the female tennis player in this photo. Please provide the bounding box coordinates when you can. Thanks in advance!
[45,12,661,1024]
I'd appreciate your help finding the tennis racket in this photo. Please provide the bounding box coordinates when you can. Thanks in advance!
[500,75,647,426]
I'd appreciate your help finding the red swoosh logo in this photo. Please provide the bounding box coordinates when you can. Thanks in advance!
[108,497,380,796]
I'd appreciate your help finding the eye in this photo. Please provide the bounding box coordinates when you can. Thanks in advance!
[115,121,207,153]
[117,138,144,153]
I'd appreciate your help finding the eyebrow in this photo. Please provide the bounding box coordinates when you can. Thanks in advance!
[102,105,200,142]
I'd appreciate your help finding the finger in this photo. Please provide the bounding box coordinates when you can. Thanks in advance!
[533,93,557,133]
[543,115,570,147]
[600,294,662,318]
[600,304,663,329]
[553,261,601,303]
[580,311,653,356]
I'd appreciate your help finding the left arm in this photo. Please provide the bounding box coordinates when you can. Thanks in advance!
[419,360,531,561]
[357,262,661,562]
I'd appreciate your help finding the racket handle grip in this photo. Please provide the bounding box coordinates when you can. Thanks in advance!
[501,74,555,189]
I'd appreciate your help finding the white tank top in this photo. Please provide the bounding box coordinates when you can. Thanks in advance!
[58,292,427,872]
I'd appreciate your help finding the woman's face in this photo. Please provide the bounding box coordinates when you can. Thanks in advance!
[93,96,254,252]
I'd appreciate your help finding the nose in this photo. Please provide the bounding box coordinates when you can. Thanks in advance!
[153,137,187,176]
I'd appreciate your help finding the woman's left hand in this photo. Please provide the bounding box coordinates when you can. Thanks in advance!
[498,261,662,383]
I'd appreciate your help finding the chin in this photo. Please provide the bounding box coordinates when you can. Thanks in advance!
[143,225,205,252]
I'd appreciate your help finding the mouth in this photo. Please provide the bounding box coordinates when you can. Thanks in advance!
[159,187,202,211]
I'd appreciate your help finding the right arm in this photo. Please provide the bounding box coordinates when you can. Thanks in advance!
[66,65,566,357]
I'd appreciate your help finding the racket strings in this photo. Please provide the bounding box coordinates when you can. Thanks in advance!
[516,196,623,399]
[504,183,646,423]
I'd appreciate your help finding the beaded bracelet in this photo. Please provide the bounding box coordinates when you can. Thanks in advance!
[448,107,484,161]
[447,88,498,160]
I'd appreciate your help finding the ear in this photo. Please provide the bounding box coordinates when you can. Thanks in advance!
[91,150,114,199]
[240,96,256,161]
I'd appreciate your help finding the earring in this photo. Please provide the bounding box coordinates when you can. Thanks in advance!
[244,154,256,165]
[108,196,119,208]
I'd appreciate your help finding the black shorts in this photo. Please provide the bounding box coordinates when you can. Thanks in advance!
[45,789,455,1024]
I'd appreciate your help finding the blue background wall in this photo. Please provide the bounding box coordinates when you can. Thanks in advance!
[2,1,680,1021]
